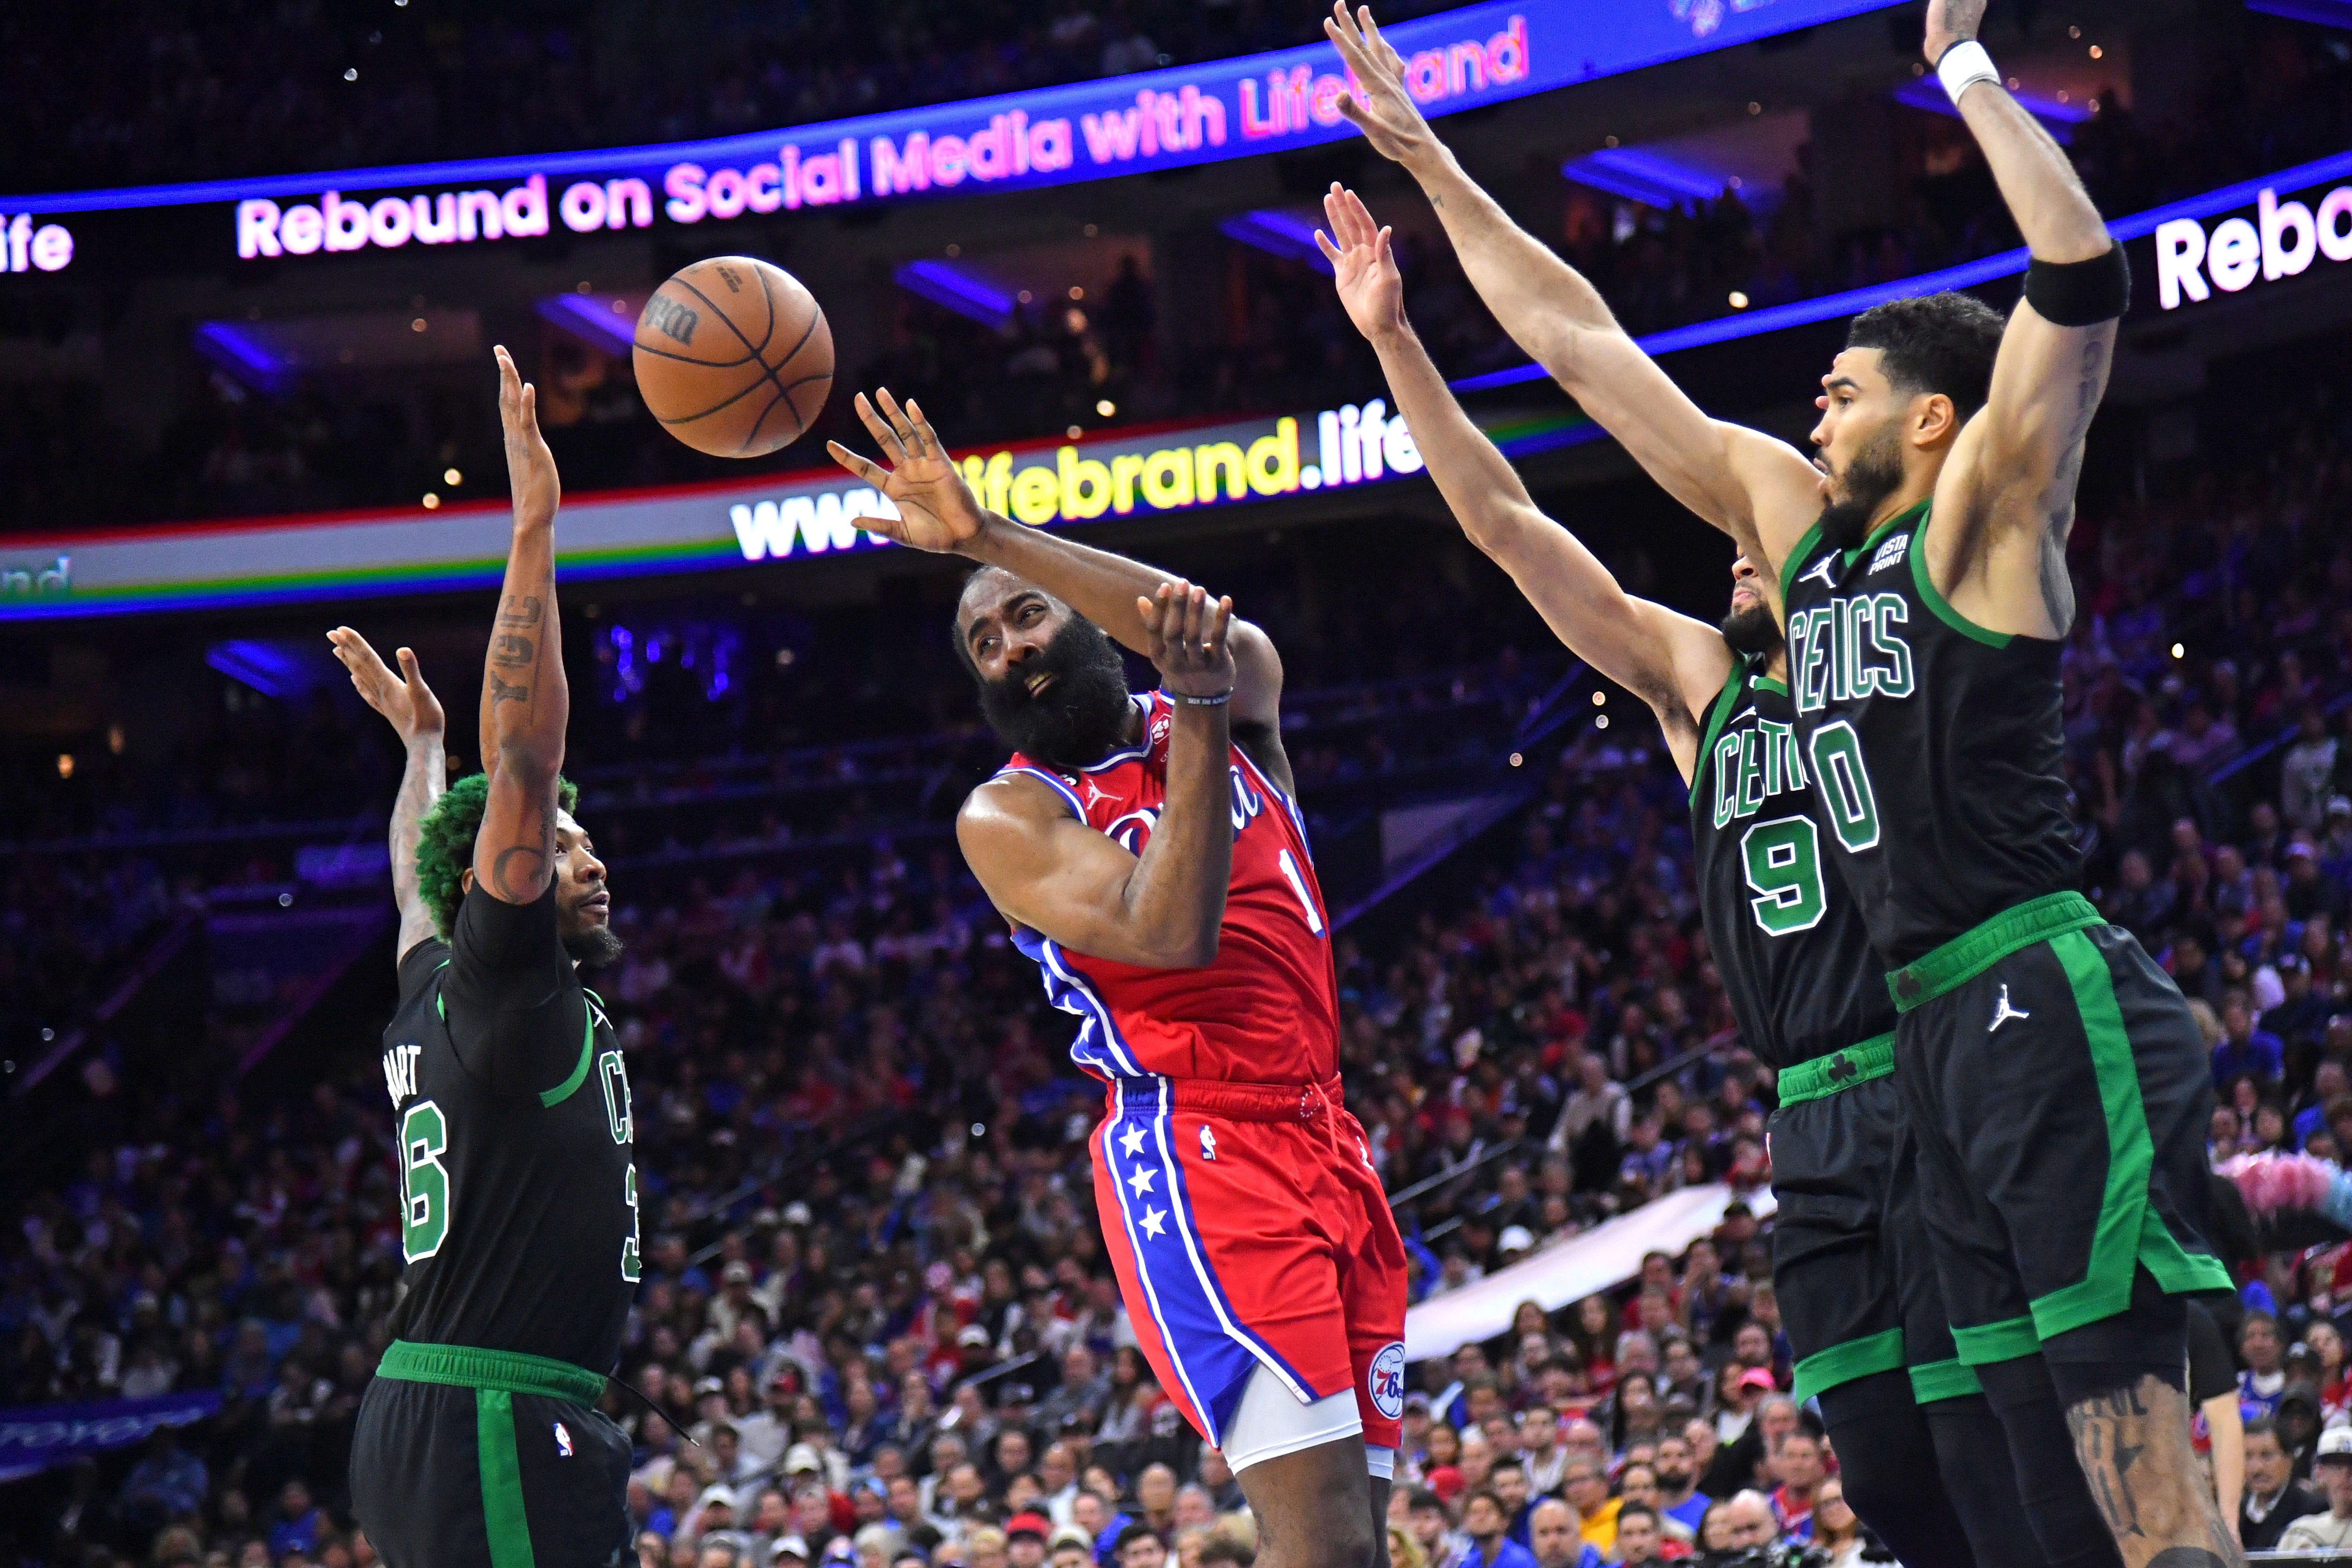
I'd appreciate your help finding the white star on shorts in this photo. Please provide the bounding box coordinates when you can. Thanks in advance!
[1127,1165,1157,1196]
[1140,1207,1168,1238]
[1119,1124,1148,1158]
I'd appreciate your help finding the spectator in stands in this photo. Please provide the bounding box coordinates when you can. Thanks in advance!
[1765,1432,1823,1541]
[1648,1436,1708,1541]
[1522,1499,1599,1568]
[2242,1419,2326,1550]
[1559,1461,1617,1558]
[2243,1312,2290,1417]
[1459,1491,1538,1568]
[1608,1504,1665,1567]
[1808,1480,1863,1568]
[2281,1428,2352,1552]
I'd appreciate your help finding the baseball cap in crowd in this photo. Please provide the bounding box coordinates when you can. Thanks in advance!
[701,1484,741,1512]
[1737,1367,1776,1393]
[2321,1428,2352,1465]
[1402,1391,1431,1414]
[1006,1514,1052,1542]
[2329,795,2352,820]
[784,1443,823,1475]
[2289,1341,2321,1369]
[958,1325,992,1348]
[770,1538,812,1564]
[724,1260,754,1284]
[1049,1527,1094,1554]
[696,1376,726,1397]
[1498,1226,1535,1257]
[1426,1465,1464,1503]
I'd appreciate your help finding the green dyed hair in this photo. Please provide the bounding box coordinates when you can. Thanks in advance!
[415,772,580,942]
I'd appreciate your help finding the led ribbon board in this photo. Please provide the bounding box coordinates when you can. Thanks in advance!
[0,400,1595,618]
[0,0,1904,271]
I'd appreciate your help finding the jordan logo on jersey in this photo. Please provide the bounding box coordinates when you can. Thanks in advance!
[1797,554,1841,591]
[1081,777,1114,810]
[1988,985,2031,1033]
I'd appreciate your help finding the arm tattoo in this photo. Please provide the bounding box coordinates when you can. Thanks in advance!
[489,803,555,901]
[2064,1376,2241,1568]
[487,670,530,705]
[490,633,535,669]
[496,595,542,627]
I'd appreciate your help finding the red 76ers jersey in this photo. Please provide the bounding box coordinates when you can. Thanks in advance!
[1000,692,1340,1085]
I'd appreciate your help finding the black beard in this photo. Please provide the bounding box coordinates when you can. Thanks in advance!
[1815,421,1907,551]
[563,922,625,968]
[977,616,1135,769]
[1720,602,1782,659]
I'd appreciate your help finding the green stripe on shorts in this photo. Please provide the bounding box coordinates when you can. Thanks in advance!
[1951,1314,2040,1366]
[1791,1327,1905,1402]
[2026,931,2234,1341]
[1908,1358,1984,1404]
[476,1388,536,1568]
[1777,1033,1896,1106]
[1885,891,2101,1011]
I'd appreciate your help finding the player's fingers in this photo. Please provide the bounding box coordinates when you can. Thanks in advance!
[904,398,941,458]
[1136,595,1160,647]
[520,382,536,428]
[1361,7,1402,71]
[1327,0,1360,49]
[852,394,908,463]
[1182,584,1206,655]
[875,387,921,450]
[826,441,890,486]
[1314,228,1345,267]
[1376,226,1395,270]
[396,648,421,680]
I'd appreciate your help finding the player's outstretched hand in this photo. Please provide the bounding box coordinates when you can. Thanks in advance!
[1316,183,1404,342]
[328,626,445,747]
[1325,3,1434,168]
[826,389,985,554]
[1923,0,1987,64]
[1137,581,1236,700]
[494,345,560,530]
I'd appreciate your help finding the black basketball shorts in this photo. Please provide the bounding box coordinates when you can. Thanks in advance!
[1772,1037,1977,1406]
[1887,893,2232,1365]
[349,1341,632,1568]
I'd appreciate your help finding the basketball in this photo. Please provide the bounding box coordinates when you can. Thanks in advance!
[632,256,833,458]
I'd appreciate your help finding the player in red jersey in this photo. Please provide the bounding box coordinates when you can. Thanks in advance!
[831,391,1403,1568]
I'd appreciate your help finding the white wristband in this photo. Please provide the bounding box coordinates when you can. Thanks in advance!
[1936,38,2000,105]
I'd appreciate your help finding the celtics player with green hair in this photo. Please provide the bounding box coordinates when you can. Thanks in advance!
[1324,0,2232,1562]
[1316,186,2056,1568]
[326,345,639,1568]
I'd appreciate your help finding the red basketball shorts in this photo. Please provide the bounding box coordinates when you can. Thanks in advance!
[1090,1074,1407,1455]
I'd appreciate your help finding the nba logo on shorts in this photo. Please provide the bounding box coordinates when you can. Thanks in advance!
[554,1421,574,1458]
[1368,1342,1406,1421]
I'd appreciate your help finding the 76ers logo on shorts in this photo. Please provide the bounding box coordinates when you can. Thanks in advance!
[1368,1343,1406,1421]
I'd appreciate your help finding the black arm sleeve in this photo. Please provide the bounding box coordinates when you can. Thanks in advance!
[2187,1301,2236,1405]
[442,881,580,1096]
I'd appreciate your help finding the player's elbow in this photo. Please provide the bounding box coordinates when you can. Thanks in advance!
[493,740,562,791]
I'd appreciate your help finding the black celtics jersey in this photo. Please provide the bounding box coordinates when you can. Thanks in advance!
[379,882,637,1374]
[1779,497,2079,967]
[1690,655,1899,1067]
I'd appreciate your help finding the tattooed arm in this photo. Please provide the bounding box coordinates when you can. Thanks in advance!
[327,628,446,961]
[2067,1375,2247,1568]
[472,345,567,907]
[1919,0,2120,642]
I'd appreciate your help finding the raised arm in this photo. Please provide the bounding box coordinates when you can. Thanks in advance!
[1923,0,2126,640]
[474,346,567,906]
[1322,4,1821,579]
[958,585,1237,968]
[826,391,1298,790]
[1317,188,1732,782]
[328,628,446,962]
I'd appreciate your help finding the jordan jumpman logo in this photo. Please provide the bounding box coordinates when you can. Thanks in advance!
[1987,984,2031,1033]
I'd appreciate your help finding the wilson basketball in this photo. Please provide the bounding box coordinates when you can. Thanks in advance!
[633,256,833,458]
